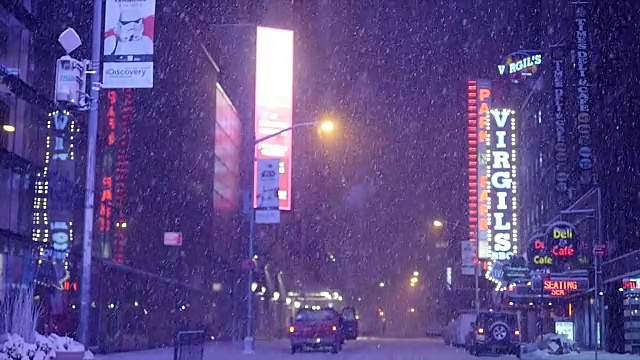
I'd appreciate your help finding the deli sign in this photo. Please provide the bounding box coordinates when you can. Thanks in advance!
[528,221,582,271]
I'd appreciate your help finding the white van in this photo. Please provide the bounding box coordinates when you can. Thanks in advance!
[442,311,478,346]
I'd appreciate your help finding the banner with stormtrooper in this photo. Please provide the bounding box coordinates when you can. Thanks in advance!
[102,0,155,89]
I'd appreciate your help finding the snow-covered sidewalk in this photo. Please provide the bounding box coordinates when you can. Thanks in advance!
[93,341,245,360]
[522,350,640,360]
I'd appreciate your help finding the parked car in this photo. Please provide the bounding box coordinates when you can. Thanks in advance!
[467,310,522,358]
[442,311,478,347]
[340,307,359,340]
[289,308,343,354]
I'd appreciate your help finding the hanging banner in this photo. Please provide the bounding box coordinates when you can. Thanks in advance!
[255,159,280,224]
[102,0,156,88]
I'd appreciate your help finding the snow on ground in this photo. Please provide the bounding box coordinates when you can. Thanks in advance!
[93,338,640,360]
[522,349,640,360]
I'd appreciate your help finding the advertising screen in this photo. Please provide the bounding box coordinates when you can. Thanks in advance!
[215,83,241,211]
[254,26,294,211]
[467,79,492,261]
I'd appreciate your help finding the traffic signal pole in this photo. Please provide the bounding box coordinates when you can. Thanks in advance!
[79,0,103,346]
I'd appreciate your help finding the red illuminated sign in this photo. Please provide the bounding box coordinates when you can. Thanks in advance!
[99,91,117,234]
[467,79,492,260]
[623,279,639,290]
[254,26,294,211]
[99,89,131,265]
[113,89,133,264]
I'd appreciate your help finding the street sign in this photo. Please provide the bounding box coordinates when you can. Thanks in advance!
[531,277,589,292]
[255,159,281,224]
[503,265,530,281]
[164,232,183,246]
[461,241,477,276]
[594,244,606,256]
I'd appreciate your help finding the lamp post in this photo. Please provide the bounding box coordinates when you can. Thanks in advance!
[433,219,480,312]
[244,119,334,353]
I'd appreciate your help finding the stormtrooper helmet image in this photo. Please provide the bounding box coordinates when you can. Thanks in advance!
[116,8,144,42]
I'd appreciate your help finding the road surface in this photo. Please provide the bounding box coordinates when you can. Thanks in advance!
[93,337,633,360]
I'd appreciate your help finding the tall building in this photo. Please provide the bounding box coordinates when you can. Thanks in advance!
[515,0,640,353]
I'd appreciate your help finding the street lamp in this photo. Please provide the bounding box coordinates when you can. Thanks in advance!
[2,124,15,133]
[432,219,481,312]
[244,119,336,354]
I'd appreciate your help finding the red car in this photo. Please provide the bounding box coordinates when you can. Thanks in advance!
[289,308,343,354]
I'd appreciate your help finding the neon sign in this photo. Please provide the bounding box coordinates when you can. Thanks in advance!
[113,89,132,264]
[551,47,569,193]
[487,109,517,262]
[467,79,492,261]
[32,110,76,290]
[498,52,542,83]
[574,4,593,184]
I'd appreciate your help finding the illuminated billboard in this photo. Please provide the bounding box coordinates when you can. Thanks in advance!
[467,80,492,261]
[214,83,241,211]
[254,26,294,211]
[485,109,517,286]
[31,110,77,289]
[98,89,132,264]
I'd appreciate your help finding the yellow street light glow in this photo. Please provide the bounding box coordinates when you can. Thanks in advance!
[410,283,416,287]
[379,282,385,287]
[433,220,443,228]
[409,308,415,313]
[410,277,418,283]
[2,124,16,132]
[319,120,335,133]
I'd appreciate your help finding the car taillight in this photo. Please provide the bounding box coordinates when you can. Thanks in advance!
[289,326,295,333]
[332,325,337,332]
[477,328,484,334]
[514,330,520,336]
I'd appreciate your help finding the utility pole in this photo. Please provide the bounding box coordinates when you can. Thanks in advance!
[79,0,103,346]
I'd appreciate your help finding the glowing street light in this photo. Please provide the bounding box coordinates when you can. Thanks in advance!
[379,282,385,288]
[410,277,418,284]
[2,124,16,132]
[413,271,419,277]
[319,120,335,133]
[433,220,443,228]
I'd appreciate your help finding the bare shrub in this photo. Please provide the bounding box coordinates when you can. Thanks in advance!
[1,286,42,343]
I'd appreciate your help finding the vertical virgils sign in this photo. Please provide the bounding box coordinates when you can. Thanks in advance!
[32,110,77,290]
[254,26,294,211]
[487,109,517,263]
[468,80,492,261]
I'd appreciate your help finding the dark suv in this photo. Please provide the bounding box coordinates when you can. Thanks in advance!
[467,311,521,358]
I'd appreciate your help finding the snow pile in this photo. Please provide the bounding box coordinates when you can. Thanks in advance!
[0,333,55,360]
[48,333,86,352]
[0,333,87,359]
[521,333,580,356]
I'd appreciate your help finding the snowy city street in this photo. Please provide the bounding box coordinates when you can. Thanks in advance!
[93,338,640,360]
